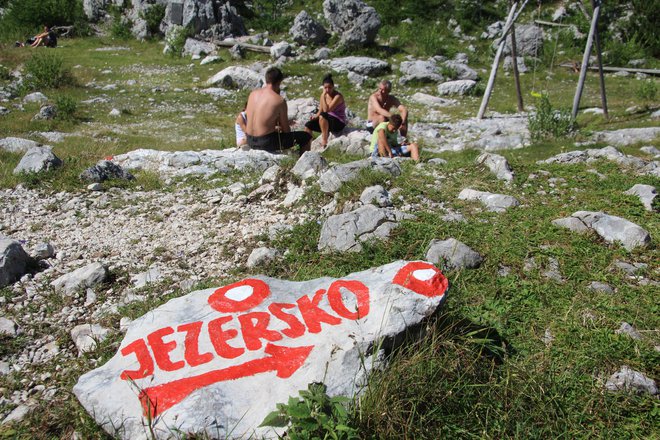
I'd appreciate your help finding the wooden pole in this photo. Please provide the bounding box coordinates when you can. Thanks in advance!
[477,2,519,119]
[510,18,524,112]
[591,0,608,119]
[571,0,601,120]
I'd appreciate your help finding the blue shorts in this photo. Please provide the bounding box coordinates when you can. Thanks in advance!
[372,144,410,158]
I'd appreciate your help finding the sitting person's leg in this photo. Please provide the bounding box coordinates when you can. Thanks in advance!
[247,132,280,152]
[279,131,312,154]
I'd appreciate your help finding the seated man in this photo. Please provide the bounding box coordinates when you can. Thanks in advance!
[371,114,419,161]
[367,80,409,137]
[245,67,311,154]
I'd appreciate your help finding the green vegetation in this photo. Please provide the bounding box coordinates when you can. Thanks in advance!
[261,382,359,439]
[141,4,166,37]
[24,51,75,90]
[54,93,77,120]
[0,0,88,41]
[528,93,574,141]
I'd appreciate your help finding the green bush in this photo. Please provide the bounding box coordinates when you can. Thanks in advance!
[636,80,657,102]
[111,17,133,40]
[245,0,291,33]
[164,25,192,58]
[54,94,77,120]
[260,382,359,440]
[24,51,74,89]
[528,93,574,141]
[604,36,647,66]
[0,0,88,40]
[0,64,11,81]
[141,4,166,37]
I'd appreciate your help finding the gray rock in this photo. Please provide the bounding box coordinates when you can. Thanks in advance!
[51,262,109,296]
[131,267,163,289]
[80,160,134,183]
[0,361,9,375]
[326,56,389,77]
[542,258,564,283]
[475,152,514,183]
[503,56,528,73]
[0,317,18,337]
[438,79,476,96]
[538,146,659,178]
[282,185,305,207]
[270,41,292,59]
[0,106,9,116]
[495,24,544,56]
[23,92,48,104]
[323,0,381,47]
[399,60,443,84]
[591,127,660,147]
[33,242,55,260]
[0,239,31,288]
[200,55,222,65]
[32,105,56,121]
[314,47,331,60]
[292,151,329,180]
[458,188,520,212]
[290,10,328,45]
[13,146,62,175]
[587,281,614,294]
[74,261,447,439]
[87,183,103,191]
[246,247,280,268]
[229,43,244,59]
[612,260,647,276]
[207,66,263,89]
[360,185,392,207]
[83,0,106,21]
[640,146,660,158]
[410,93,456,107]
[71,323,112,355]
[605,366,657,395]
[346,71,367,86]
[624,184,656,212]
[443,60,478,81]
[319,159,401,193]
[287,98,317,127]
[428,158,448,166]
[426,238,483,270]
[615,322,642,340]
[2,403,34,425]
[0,137,42,153]
[319,205,414,252]
[552,211,651,251]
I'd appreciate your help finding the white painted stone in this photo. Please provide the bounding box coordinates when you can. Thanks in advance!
[73,261,448,440]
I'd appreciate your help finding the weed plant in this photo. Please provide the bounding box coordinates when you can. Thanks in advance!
[141,4,166,37]
[528,94,574,141]
[24,51,74,90]
[54,94,77,121]
[636,80,657,102]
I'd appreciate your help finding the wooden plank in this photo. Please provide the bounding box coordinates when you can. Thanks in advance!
[213,39,271,54]
[534,19,572,28]
[560,64,660,76]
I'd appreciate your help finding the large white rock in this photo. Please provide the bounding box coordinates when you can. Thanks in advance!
[74,261,449,439]
[475,152,514,184]
[51,262,109,296]
[206,66,263,89]
[325,56,389,77]
[552,211,651,251]
[458,188,520,212]
[0,137,42,154]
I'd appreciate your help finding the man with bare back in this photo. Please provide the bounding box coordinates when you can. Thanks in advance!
[245,67,311,153]
[367,80,409,138]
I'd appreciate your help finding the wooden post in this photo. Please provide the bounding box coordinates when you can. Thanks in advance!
[591,0,608,119]
[510,18,524,112]
[477,2,519,119]
[571,0,602,120]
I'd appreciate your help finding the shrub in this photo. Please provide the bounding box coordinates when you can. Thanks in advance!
[528,93,574,141]
[0,64,11,81]
[24,51,74,89]
[0,0,88,40]
[244,0,291,33]
[604,36,647,66]
[54,94,77,120]
[111,17,133,40]
[260,382,359,440]
[164,25,191,58]
[141,4,166,37]
[636,80,657,102]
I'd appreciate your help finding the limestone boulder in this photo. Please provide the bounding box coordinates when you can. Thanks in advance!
[13,146,62,175]
[80,160,134,183]
[71,324,112,355]
[207,66,263,89]
[290,10,328,45]
[443,60,478,81]
[74,261,448,439]
[438,80,476,96]
[476,152,514,184]
[51,262,109,296]
[326,57,389,77]
[605,366,657,395]
[458,189,520,212]
[399,60,443,85]
[319,159,401,193]
[624,184,657,212]
[323,0,381,47]
[318,205,414,252]
[292,151,329,180]
[183,38,216,57]
[552,211,651,251]
[426,238,483,270]
[0,239,31,288]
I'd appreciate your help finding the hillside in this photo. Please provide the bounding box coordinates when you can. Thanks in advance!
[0,0,658,439]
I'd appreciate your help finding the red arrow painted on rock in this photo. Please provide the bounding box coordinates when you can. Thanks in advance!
[139,344,314,418]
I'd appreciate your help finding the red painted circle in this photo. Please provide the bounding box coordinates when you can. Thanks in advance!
[392,262,448,298]
[208,279,271,313]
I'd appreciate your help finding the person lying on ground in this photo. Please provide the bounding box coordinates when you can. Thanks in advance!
[304,73,347,148]
[16,26,57,48]
[367,79,408,137]
[370,114,420,161]
[245,67,311,154]
[235,105,248,149]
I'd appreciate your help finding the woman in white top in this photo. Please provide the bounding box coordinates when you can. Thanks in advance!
[235,108,248,149]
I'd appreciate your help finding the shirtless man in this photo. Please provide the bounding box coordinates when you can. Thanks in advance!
[245,67,311,153]
[367,80,409,138]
